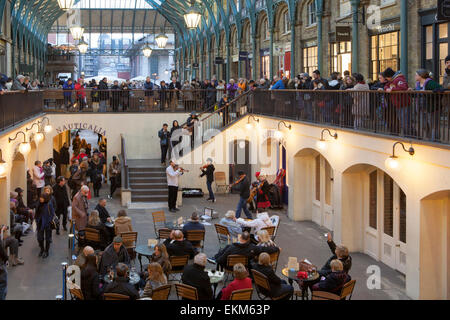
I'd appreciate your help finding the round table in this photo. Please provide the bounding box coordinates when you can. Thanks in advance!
[135,245,154,272]
[281,268,320,300]
[103,271,141,287]
[206,269,225,297]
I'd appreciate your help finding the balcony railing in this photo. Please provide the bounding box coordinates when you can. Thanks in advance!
[0,91,44,131]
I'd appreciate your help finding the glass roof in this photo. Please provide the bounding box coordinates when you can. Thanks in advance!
[74,0,155,9]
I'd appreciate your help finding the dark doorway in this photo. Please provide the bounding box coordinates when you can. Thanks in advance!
[229,140,251,194]
[282,145,288,205]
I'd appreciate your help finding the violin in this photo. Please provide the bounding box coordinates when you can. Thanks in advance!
[175,165,189,173]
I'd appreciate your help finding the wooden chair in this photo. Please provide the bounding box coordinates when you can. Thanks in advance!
[83,227,102,250]
[152,211,167,238]
[269,250,280,271]
[186,230,206,251]
[214,172,229,193]
[120,231,138,260]
[340,279,356,300]
[311,291,340,300]
[175,283,199,300]
[261,226,276,240]
[104,293,130,300]
[167,255,189,282]
[214,224,231,248]
[230,288,253,300]
[251,270,291,301]
[151,284,172,300]
[158,228,172,241]
[224,255,248,283]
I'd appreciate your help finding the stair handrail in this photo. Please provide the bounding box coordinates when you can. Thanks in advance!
[120,134,130,190]
[200,91,251,124]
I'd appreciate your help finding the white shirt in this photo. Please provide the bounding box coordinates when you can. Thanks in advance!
[33,165,45,188]
[166,165,183,187]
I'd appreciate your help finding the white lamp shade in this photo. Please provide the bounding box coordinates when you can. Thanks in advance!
[316,140,327,151]
[0,162,7,177]
[44,124,53,133]
[142,46,152,57]
[184,8,201,29]
[385,157,400,170]
[155,34,169,48]
[34,132,44,145]
[57,0,74,10]
[274,130,283,140]
[78,40,89,54]
[19,142,31,155]
[70,26,84,40]
[245,123,253,130]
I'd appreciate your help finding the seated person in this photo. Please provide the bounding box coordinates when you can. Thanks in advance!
[0,225,24,267]
[81,254,103,300]
[14,187,33,224]
[181,253,213,300]
[114,210,134,247]
[149,244,171,275]
[219,210,242,240]
[75,246,95,271]
[236,212,273,236]
[103,263,139,300]
[163,230,196,259]
[217,263,252,300]
[94,198,111,224]
[182,212,205,247]
[86,210,110,250]
[10,202,26,246]
[252,252,293,300]
[255,229,278,248]
[312,259,351,295]
[142,262,168,299]
[318,233,352,277]
[98,236,130,276]
[209,231,277,271]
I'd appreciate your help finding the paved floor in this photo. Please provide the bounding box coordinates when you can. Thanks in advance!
[5,187,409,300]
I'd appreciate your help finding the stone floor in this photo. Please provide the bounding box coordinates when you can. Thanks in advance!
[5,186,409,300]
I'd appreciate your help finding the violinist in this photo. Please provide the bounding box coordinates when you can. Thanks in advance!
[200,158,216,202]
[166,160,185,213]
[255,173,271,212]
[230,171,252,219]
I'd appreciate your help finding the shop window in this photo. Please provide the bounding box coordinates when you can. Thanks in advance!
[307,0,317,26]
[303,46,318,75]
[383,173,394,237]
[369,170,377,230]
[315,155,320,202]
[283,11,291,34]
[262,17,270,40]
[370,32,399,81]
[399,189,406,244]
[324,159,332,206]
[330,41,352,75]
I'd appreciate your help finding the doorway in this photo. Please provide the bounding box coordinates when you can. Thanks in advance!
[229,140,251,193]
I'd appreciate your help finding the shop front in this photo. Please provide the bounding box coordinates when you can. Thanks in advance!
[369,21,400,81]
[329,26,352,75]
[302,39,318,75]
[260,48,270,79]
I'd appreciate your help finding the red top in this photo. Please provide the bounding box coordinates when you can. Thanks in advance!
[220,277,253,300]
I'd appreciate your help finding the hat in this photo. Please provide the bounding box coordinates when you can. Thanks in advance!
[255,172,261,178]
[206,158,213,163]
[10,191,18,199]
[14,187,24,194]
[446,55,450,63]
[112,156,117,161]
[382,67,395,78]
[113,236,123,243]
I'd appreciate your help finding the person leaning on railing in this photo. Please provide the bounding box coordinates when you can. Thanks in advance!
[443,55,450,90]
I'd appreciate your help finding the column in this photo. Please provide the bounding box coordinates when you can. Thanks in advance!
[226,42,231,82]
[290,19,296,77]
[237,42,242,78]
[208,42,212,79]
[400,0,408,76]
[316,0,324,74]
[351,0,360,73]
[251,33,257,80]
[269,27,274,80]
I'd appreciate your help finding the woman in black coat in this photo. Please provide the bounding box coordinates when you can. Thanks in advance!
[35,193,55,258]
[89,153,104,198]
[81,254,102,300]
[252,252,293,300]
[200,158,215,202]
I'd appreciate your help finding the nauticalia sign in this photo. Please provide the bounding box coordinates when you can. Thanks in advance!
[55,123,107,136]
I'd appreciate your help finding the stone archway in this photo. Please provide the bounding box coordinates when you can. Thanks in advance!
[10,152,27,203]
[420,190,450,299]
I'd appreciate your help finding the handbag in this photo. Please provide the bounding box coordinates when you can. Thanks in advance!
[49,206,60,230]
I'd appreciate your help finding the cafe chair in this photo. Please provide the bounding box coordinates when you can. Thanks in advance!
[104,293,130,300]
[224,255,248,283]
[151,284,172,300]
[167,255,190,282]
[214,224,232,248]
[261,226,276,240]
[175,283,198,301]
[340,279,356,300]
[186,230,206,251]
[67,280,84,300]
[251,270,291,301]
[158,228,172,242]
[83,227,102,250]
[311,291,341,300]
[214,172,229,193]
[120,231,138,261]
[152,211,166,238]
[269,215,280,240]
[269,251,280,272]
[230,288,253,300]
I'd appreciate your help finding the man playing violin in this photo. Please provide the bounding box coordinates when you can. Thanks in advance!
[200,158,216,202]
[166,160,187,213]
[230,171,252,219]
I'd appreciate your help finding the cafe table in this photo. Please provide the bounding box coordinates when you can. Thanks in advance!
[103,271,141,288]
[135,245,155,272]
[281,268,320,300]
[206,269,225,297]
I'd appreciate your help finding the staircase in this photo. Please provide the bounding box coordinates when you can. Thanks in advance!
[128,160,168,203]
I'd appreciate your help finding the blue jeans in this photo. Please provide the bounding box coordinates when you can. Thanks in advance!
[206,181,215,200]
[236,197,252,219]
[99,100,107,112]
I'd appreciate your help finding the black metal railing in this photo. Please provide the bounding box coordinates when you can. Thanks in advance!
[249,90,450,144]
[0,91,44,131]
[120,134,130,190]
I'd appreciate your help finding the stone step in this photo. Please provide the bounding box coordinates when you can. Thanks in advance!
[129,167,166,173]
[130,182,167,189]
[129,171,166,178]
[131,189,167,196]
[129,177,166,184]
[131,194,168,202]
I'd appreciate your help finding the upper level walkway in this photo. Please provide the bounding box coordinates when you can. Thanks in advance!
[1,89,449,146]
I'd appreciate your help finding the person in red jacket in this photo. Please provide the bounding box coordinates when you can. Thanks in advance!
[75,78,86,110]
[218,263,253,300]
[382,68,413,136]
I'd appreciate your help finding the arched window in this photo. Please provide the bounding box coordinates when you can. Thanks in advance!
[307,0,317,26]
[339,0,351,18]
[283,10,291,34]
[262,17,270,40]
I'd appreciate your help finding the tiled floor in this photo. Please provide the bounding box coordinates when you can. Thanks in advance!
[5,186,409,300]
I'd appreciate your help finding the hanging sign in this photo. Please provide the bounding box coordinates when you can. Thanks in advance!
[215,57,224,64]
[335,26,352,42]
[438,0,450,20]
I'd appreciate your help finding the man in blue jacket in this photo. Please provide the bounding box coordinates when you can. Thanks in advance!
[63,78,74,109]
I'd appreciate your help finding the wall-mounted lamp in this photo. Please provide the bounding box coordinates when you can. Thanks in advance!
[40,117,53,133]
[9,131,31,156]
[317,129,338,151]
[385,142,415,170]
[26,117,52,145]
[274,121,292,139]
[245,115,260,130]
[0,149,7,177]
